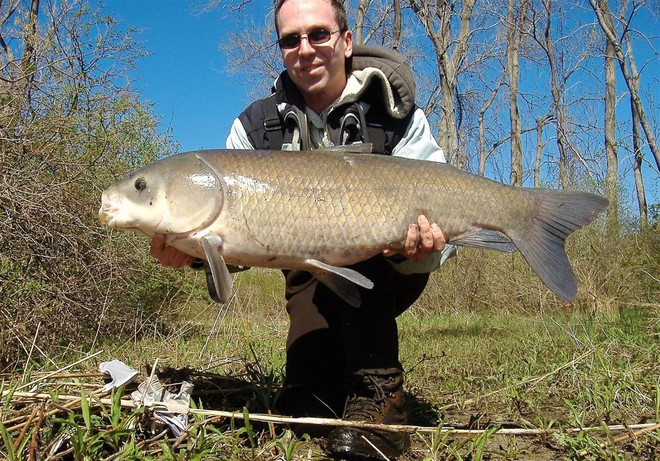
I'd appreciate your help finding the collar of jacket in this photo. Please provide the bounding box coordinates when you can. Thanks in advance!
[270,45,416,120]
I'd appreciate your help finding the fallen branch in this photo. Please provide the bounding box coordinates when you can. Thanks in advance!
[4,390,658,438]
[3,389,108,433]
[577,422,660,457]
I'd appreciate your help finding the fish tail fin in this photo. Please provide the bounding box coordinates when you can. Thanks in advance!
[512,190,608,302]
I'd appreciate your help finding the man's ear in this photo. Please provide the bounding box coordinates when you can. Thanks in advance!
[343,30,353,59]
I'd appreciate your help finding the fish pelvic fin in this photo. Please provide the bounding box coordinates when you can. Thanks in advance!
[512,190,608,302]
[305,259,374,308]
[201,234,233,304]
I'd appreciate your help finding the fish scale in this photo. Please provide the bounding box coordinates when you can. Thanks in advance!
[215,150,413,258]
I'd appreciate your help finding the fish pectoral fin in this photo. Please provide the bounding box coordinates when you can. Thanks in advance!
[201,235,233,304]
[305,259,374,308]
[450,229,516,253]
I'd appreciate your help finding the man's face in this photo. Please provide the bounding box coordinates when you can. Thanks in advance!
[276,0,353,113]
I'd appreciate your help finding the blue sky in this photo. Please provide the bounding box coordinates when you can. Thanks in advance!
[100,1,657,209]
[99,1,268,152]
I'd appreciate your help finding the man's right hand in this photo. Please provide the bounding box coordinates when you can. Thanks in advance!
[382,215,445,261]
[150,234,196,268]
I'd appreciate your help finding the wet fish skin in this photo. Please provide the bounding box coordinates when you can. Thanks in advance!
[99,148,608,304]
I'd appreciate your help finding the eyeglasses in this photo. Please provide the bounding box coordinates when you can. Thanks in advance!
[278,28,343,50]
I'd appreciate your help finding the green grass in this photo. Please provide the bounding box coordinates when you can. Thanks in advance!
[2,261,659,459]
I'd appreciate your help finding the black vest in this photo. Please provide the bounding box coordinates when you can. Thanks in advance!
[237,45,417,155]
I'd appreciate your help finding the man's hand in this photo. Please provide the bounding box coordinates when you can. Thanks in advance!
[382,215,445,261]
[150,234,196,268]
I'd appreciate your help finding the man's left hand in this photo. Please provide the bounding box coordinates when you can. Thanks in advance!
[382,215,446,261]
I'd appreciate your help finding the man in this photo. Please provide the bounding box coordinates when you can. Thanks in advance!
[152,0,453,458]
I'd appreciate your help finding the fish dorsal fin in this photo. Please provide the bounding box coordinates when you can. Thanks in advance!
[318,143,373,154]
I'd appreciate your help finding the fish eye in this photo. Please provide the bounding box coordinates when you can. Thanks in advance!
[134,177,147,192]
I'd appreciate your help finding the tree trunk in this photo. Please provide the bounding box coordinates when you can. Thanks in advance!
[542,0,570,189]
[534,114,551,187]
[354,0,368,44]
[604,36,618,233]
[506,0,528,186]
[478,70,506,177]
[410,0,476,166]
[392,0,402,51]
[625,34,648,227]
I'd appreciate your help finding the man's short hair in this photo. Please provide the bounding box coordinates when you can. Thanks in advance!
[274,0,348,35]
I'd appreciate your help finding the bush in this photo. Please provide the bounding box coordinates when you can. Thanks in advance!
[416,222,658,316]
[0,3,184,368]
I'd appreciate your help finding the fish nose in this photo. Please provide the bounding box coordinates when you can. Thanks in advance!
[99,190,111,225]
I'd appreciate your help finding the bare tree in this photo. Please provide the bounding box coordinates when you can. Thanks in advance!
[526,0,601,189]
[533,113,552,187]
[409,0,477,167]
[221,25,281,102]
[604,19,619,232]
[478,67,506,176]
[533,0,571,188]
[625,34,648,227]
[205,1,281,102]
[354,0,369,44]
[351,1,400,46]
[505,0,529,186]
[589,0,660,172]
[392,0,402,50]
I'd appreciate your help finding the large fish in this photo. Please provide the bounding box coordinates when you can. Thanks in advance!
[99,147,608,305]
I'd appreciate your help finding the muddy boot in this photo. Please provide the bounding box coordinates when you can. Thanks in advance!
[326,368,409,460]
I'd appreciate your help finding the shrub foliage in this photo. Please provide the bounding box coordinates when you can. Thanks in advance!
[0,2,183,367]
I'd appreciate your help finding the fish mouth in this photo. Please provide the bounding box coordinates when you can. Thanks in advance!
[98,189,160,234]
[99,190,127,229]
[98,205,139,232]
[98,205,118,228]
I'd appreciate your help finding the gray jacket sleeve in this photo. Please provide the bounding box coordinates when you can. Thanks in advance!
[226,118,254,149]
[392,108,446,162]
